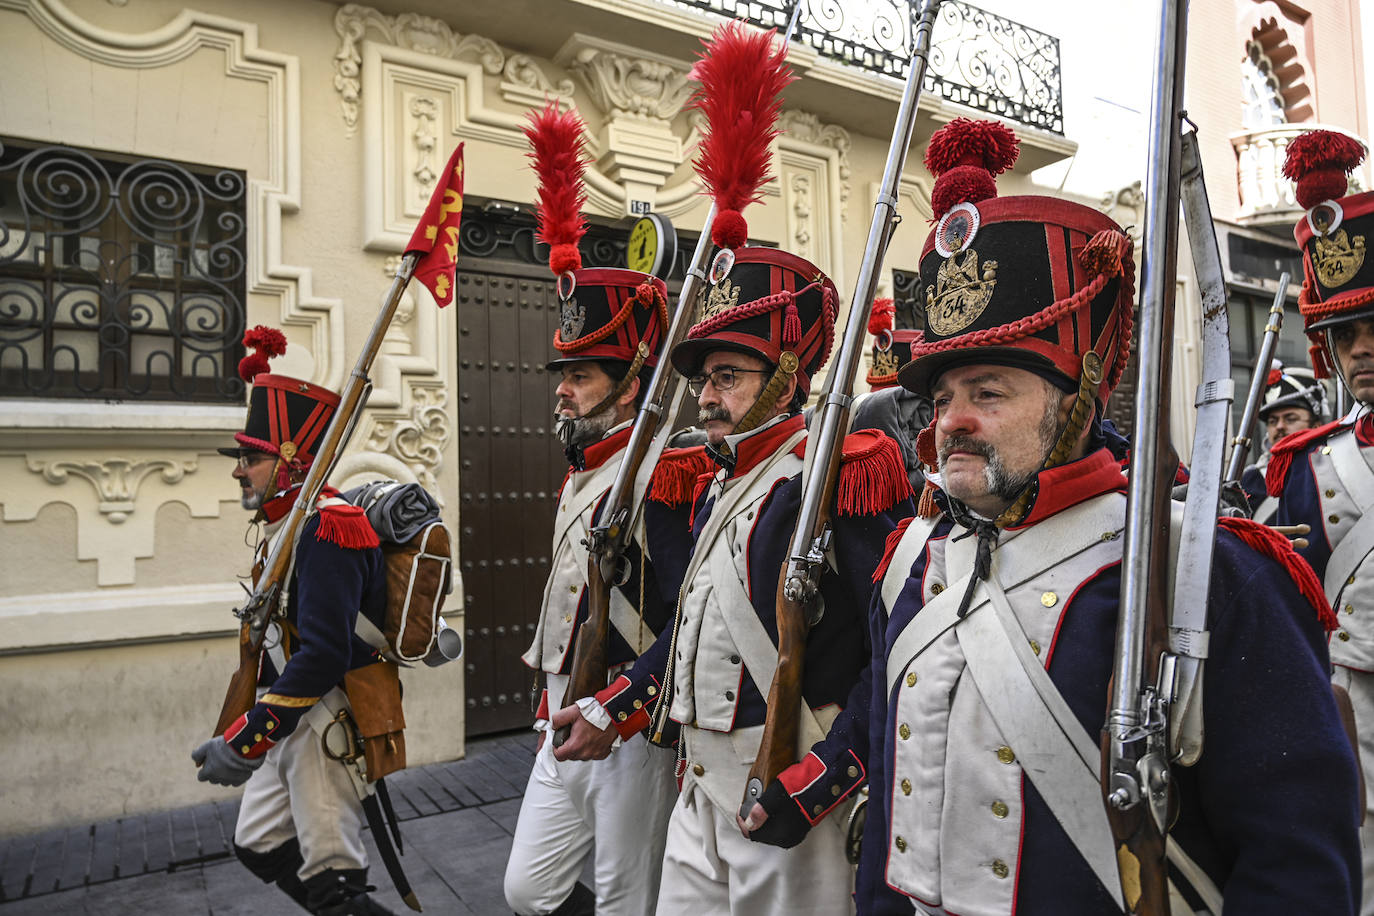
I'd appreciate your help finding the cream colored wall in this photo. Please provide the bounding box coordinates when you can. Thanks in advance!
[0,0,1079,835]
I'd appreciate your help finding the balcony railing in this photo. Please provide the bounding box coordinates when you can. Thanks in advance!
[662,0,1063,134]
[1233,123,1367,226]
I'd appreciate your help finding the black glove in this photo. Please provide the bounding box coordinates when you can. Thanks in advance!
[745,778,812,849]
[192,737,265,787]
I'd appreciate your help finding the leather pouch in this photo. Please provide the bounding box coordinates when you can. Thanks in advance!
[344,661,407,782]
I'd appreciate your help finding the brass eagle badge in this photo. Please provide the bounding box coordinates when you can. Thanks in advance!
[925,249,998,335]
[559,297,586,340]
[1313,229,1366,288]
[872,347,901,378]
[703,277,741,320]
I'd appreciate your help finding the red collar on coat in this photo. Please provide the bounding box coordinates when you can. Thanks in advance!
[1007,448,1127,529]
[727,413,807,478]
[580,425,634,472]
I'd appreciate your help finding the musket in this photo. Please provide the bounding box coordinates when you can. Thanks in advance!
[740,0,943,821]
[1224,273,1289,482]
[1102,0,1188,911]
[553,205,716,747]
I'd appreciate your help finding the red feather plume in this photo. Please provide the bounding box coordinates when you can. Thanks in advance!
[1283,130,1366,209]
[525,102,589,275]
[1266,368,1283,388]
[868,297,895,337]
[689,20,794,250]
[238,325,287,382]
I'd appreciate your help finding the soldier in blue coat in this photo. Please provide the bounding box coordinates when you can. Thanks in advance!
[1268,128,1374,912]
[192,333,402,916]
[1238,362,1328,520]
[755,118,1361,914]
[551,237,912,914]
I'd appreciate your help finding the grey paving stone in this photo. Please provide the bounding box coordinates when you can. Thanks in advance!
[479,797,525,837]
[465,751,528,798]
[404,766,461,813]
[141,812,172,873]
[168,807,199,862]
[429,761,484,808]
[401,807,510,913]
[24,829,66,897]
[442,756,511,805]
[113,818,144,879]
[55,825,91,891]
[88,820,120,885]
[188,803,230,861]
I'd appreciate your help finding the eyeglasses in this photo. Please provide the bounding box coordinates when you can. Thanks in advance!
[236,452,274,470]
[686,366,769,398]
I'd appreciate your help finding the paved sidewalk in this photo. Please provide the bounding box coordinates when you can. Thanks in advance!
[0,730,540,914]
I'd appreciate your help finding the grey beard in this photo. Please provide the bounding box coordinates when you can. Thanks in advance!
[555,405,618,450]
[938,393,1062,507]
[240,486,266,511]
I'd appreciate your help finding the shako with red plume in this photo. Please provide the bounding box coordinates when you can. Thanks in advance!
[238,324,287,383]
[1282,129,1374,375]
[866,297,923,390]
[688,19,793,250]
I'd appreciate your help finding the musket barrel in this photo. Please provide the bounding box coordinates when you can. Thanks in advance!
[785,0,941,567]
[1225,273,1289,482]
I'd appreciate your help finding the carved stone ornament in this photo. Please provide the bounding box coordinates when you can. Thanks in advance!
[332,3,571,134]
[779,111,853,221]
[568,48,693,122]
[365,384,452,501]
[1099,180,1144,248]
[28,457,196,524]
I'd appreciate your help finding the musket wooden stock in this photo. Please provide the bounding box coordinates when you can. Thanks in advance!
[214,621,265,736]
[553,548,616,748]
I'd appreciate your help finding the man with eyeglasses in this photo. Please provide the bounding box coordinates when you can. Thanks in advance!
[551,244,912,915]
[193,334,404,916]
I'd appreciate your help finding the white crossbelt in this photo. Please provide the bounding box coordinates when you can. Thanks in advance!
[1323,430,1374,602]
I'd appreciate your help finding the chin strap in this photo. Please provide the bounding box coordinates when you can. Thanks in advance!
[719,351,800,459]
[993,350,1104,529]
[583,341,651,422]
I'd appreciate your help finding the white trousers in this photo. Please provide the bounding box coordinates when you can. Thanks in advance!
[504,729,678,915]
[1334,665,1374,916]
[655,778,856,916]
[234,719,368,880]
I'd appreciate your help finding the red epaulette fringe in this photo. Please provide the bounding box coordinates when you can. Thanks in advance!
[1265,419,1345,496]
[836,430,912,517]
[648,446,715,507]
[1217,516,1336,631]
[873,517,915,584]
[316,504,380,550]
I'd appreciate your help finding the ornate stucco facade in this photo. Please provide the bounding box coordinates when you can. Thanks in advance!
[16,0,1357,837]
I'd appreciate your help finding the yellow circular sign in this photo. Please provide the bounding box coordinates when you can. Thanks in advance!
[626,213,676,278]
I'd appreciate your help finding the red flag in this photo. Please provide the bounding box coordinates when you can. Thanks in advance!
[405,142,465,307]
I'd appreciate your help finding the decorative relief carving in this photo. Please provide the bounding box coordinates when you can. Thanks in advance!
[365,385,451,502]
[333,3,570,135]
[410,96,438,200]
[779,111,852,221]
[1100,180,1144,247]
[27,457,196,524]
[568,49,693,122]
[791,174,814,259]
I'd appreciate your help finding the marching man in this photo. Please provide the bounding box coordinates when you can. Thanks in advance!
[759,118,1360,914]
[1238,361,1329,518]
[503,103,703,916]
[192,330,403,915]
[1269,129,1374,913]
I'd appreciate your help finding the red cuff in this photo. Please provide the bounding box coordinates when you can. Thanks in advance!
[780,750,865,826]
[596,674,661,739]
[536,688,550,721]
[223,710,279,759]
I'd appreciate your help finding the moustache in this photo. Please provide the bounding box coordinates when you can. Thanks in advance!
[937,435,995,464]
[698,407,732,424]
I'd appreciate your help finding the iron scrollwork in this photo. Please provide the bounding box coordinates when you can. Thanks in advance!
[0,138,248,401]
[662,0,1063,135]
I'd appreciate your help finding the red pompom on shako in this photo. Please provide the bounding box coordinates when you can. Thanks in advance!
[1282,129,1374,381]
[689,20,793,250]
[238,325,287,383]
[924,117,1019,218]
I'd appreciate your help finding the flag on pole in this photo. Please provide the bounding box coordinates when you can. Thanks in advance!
[405,142,465,307]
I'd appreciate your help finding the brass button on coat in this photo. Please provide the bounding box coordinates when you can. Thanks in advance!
[906,672,918,687]
[1339,631,1352,641]
[1029,640,1041,656]
[899,723,911,740]
[991,859,1009,878]
[1330,514,1342,525]
[931,583,945,595]
[1326,489,1337,498]
[895,836,908,853]
[692,763,705,776]
[1040,591,1058,607]
[901,778,912,795]
[997,746,1015,764]
[991,800,1009,818]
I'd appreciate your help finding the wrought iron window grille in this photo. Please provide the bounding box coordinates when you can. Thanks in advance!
[0,137,248,402]
[661,0,1063,135]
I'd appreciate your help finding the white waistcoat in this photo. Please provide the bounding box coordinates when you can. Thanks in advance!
[1307,428,1374,670]
[883,493,1127,916]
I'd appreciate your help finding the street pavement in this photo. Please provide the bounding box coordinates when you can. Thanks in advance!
[0,730,542,914]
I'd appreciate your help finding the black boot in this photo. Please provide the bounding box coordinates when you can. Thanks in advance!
[303,867,399,916]
[548,882,595,916]
[234,840,312,912]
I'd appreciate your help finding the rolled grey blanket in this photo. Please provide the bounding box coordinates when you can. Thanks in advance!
[341,480,442,543]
